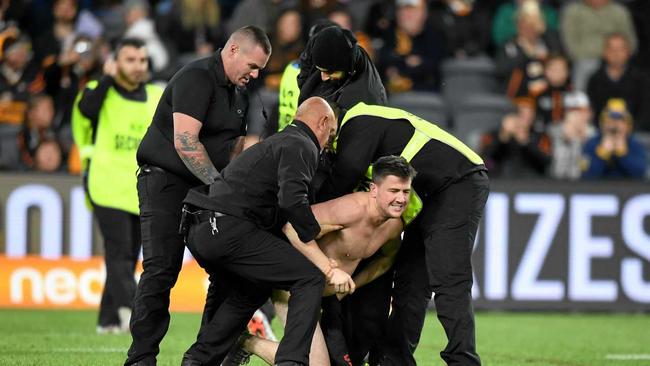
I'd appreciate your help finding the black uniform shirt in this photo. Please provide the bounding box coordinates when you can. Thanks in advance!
[319,115,487,201]
[185,120,321,243]
[137,50,248,185]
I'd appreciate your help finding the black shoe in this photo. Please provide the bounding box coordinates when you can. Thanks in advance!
[221,332,252,366]
[181,353,203,366]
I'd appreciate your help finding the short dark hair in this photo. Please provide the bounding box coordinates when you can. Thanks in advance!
[114,37,146,56]
[236,25,272,55]
[372,155,416,183]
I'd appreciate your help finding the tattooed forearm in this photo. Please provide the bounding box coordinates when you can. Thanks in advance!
[174,131,219,184]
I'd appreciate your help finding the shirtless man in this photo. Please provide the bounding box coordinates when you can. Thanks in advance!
[226,155,416,366]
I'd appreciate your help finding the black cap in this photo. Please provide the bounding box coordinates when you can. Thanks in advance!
[311,26,357,73]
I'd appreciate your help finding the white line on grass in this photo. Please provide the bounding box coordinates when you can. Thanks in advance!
[52,347,126,353]
[606,354,650,360]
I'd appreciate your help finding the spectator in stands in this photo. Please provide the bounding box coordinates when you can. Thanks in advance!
[560,0,637,92]
[262,7,303,90]
[33,0,78,65]
[587,33,650,132]
[429,0,491,58]
[497,0,561,97]
[480,98,551,178]
[299,0,341,30]
[327,4,375,60]
[158,0,225,64]
[535,54,572,126]
[629,0,650,74]
[33,139,63,172]
[581,98,646,179]
[227,0,283,35]
[123,0,168,73]
[548,91,595,180]
[378,0,445,93]
[0,34,44,127]
[42,34,102,135]
[17,93,59,170]
[492,0,559,48]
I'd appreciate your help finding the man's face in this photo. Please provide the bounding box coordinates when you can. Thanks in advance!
[604,36,630,68]
[545,58,569,87]
[603,113,629,136]
[116,46,149,86]
[316,66,345,82]
[5,43,31,71]
[371,175,411,219]
[229,43,269,87]
[316,109,338,149]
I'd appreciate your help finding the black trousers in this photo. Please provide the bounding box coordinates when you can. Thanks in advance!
[382,170,489,366]
[320,261,393,366]
[184,215,325,366]
[93,205,140,327]
[125,167,223,365]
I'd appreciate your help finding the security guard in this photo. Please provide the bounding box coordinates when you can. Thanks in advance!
[180,97,352,366]
[319,103,489,366]
[277,60,300,132]
[125,26,271,366]
[275,24,387,134]
[297,25,386,112]
[72,38,163,334]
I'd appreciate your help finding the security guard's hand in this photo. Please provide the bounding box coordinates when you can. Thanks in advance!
[328,268,356,295]
[317,224,343,239]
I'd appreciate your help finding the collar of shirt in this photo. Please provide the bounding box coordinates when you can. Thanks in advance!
[112,78,147,101]
[213,49,231,87]
[291,120,320,150]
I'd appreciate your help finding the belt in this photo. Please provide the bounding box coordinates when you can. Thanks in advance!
[139,164,167,174]
[187,209,227,225]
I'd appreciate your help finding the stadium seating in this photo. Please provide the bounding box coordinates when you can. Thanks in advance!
[0,124,20,169]
[388,91,449,129]
[452,93,515,150]
[441,56,500,113]
[635,131,650,179]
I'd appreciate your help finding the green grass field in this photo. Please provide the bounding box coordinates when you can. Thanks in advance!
[0,309,648,366]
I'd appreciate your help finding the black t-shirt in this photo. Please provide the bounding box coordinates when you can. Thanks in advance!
[184,121,321,243]
[137,51,248,184]
[319,115,487,201]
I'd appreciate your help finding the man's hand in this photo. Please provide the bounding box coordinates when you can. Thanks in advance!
[327,268,356,295]
[103,59,117,77]
[316,224,343,239]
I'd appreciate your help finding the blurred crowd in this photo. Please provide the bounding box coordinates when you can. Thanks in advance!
[0,0,648,179]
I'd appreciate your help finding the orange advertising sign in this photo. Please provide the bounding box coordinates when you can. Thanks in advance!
[0,256,208,312]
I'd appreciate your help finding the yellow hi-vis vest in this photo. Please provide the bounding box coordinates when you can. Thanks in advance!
[338,102,484,225]
[277,61,300,131]
[72,80,163,214]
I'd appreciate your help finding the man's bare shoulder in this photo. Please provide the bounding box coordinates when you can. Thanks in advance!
[312,192,367,226]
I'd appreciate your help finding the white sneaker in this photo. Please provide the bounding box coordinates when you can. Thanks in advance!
[118,307,132,334]
[96,325,120,335]
[247,309,277,341]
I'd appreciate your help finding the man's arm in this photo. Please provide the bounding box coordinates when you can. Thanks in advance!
[77,60,119,122]
[173,113,219,184]
[277,142,355,294]
[171,68,220,184]
[283,223,355,295]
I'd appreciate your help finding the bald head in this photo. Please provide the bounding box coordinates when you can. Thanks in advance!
[294,97,337,149]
